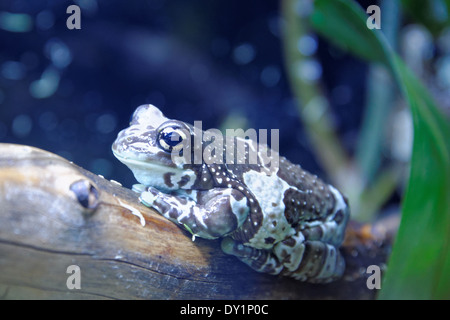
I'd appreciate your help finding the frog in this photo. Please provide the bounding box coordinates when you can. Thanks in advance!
[112,104,350,283]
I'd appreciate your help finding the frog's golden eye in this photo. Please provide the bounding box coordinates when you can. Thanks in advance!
[157,125,187,153]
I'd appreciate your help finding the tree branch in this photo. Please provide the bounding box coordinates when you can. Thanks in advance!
[0,144,392,299]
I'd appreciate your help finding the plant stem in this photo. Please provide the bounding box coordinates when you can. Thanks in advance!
[281,0,353,191]
[356,0,401,185]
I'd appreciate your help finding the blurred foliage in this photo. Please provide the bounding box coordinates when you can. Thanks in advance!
[284,0,450,299]
[401,0,450,36]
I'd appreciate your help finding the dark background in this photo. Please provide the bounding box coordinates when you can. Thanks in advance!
[0,0,368,187]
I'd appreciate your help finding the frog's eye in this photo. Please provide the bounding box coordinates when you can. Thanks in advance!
[157,125,187,153]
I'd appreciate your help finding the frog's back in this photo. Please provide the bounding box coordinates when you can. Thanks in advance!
[276,156,339,224]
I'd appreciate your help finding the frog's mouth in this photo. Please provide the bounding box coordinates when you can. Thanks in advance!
[113,152,196,190]
[113,152,183,174]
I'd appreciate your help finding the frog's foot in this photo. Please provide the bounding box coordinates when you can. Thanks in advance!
[132,184,147,194]
[221,233,344,283]
[139,187,159,208]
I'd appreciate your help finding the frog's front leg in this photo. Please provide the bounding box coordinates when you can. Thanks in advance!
[140,187,249,240]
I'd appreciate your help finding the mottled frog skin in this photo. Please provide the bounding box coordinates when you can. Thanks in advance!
[112,105,350,283]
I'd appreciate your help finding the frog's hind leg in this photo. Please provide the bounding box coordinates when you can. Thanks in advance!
[273,231,345,283]
[300,201,350,247]
[271,191,349,282]
[270,212,347,283]
[221,237,284,276]
[222,229,345,283]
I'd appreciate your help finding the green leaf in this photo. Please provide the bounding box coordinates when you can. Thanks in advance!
[310,0,388,63]
[381,56,450,299]
[310,0,450,299]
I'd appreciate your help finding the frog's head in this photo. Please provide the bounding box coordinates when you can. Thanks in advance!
[112,104,200,191]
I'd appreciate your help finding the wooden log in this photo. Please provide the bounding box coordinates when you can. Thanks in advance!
[0,143,392,299]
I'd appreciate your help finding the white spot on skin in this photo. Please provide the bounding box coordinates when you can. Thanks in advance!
[328,185,347,214]
[242,170,296,249]
[230,193,249,227]
[175,202,196,224]
[170,173,193,188]
[326,185,349,245]
[273,232,305,271]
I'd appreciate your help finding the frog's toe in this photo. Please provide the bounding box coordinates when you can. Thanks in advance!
[221,237,245,256]
[139,190,157,207]
[221,237,258,258]
[132,183,147,194]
